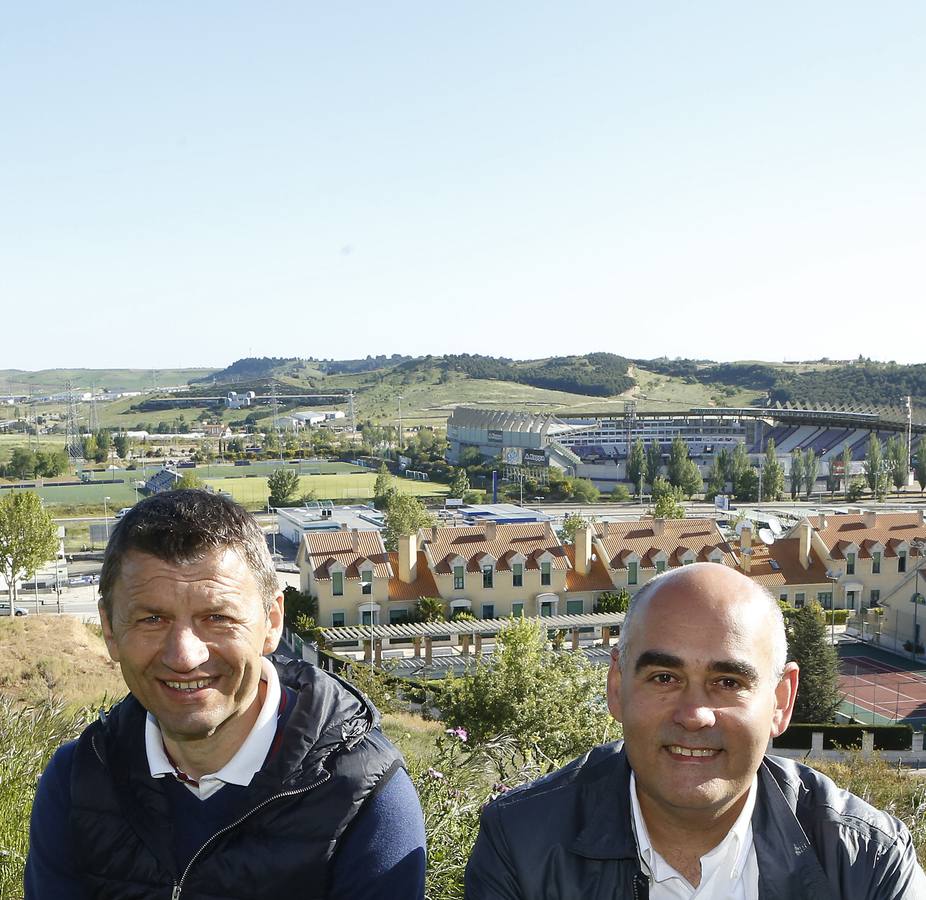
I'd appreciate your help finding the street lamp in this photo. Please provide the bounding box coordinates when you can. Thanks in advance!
[826,569,841,646]
[103,496,111,545]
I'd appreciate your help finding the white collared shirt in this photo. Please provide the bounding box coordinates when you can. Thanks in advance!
[629,771,759,900]
[145,656,281,800]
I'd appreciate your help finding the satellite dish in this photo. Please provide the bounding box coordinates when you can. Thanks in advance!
[765,516,784,535]
[758,528,775,545]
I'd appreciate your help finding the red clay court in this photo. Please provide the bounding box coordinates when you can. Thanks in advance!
[838,643,926,725]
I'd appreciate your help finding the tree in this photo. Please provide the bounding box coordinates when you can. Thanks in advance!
[735,467,759,502]
[863,434,888,500]
[652,477,685,518]
[81,434,98,463]
[761,439,784,501]
[728,442,751,498]
[787,603,842,723]
[0,491,58,605]
[282,585,318,631]
[95,429,112,459]
[557,513,588,544]
[915,443,926,494]
[173,471,204,491]
[666,436,702,498]
[268,467,300,507]
[416,597,446,622]
[609,484,630,501]
[113,433,130,459]
[594,588,630,614]
[627,439,645,496]
[802,448,819,499]
[705,454,726,500]
[373,463,394,509]
[448,468,470,500]
[8,447,35,479]
[381,493,434,552]
[790,449,804,500]
[886,435,908,494]
[441,617,613,762]
[569,478,600,503]
[644,440,662,488]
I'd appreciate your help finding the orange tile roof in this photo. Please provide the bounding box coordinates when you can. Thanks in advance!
[563,544,614,592]
[302,530,391,580]
[422,523,567,574]
[809,512,926,559]
[594,518,737,570]
[387,551,441,602]
[747,538,830,589]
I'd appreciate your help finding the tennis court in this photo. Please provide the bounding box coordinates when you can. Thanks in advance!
[837,643,926,726]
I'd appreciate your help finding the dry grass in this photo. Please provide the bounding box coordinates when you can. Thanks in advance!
[0,615,125,710]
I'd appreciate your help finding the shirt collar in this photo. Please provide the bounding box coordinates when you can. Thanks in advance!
[145,656,281,799]
[630,770,757,884]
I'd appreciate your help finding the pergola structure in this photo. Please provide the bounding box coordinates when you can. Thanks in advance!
[318,611,626,667]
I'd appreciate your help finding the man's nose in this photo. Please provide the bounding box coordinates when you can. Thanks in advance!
[672,685,717,730]
[161,623,210,672]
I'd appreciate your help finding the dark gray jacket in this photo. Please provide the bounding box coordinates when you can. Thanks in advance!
[465,741,926,899]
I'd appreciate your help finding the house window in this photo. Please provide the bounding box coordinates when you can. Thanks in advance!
[846,590,857,611]
[682,556,693,565]
[481,604,494,619]
[361,610,376,626]
[795,592,805,608]
[332,571,343,596]
[628,562,638,586]
[872,551,881,575]
[512,563,523,587]
[540,601,554,617]
[361,570,372,595]
[389,608,407,624]
[779,593,788,602]
[870,589,880,608]
[566,598,584,615]
[817,591,833,609]
[846,553,855,576]
[331,611,345,627]
[482,565,494,589]
[453,565,464,590]
[540,561,551,586]
[655,560,666,574]
[899,550,907,573]
[512,602,524,617]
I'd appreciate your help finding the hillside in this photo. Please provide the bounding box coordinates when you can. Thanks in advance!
[0,367,218,395]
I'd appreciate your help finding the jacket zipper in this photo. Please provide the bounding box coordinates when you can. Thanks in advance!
[171,770,331,898]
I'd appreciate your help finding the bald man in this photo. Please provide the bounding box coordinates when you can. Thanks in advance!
[465,563,926,899]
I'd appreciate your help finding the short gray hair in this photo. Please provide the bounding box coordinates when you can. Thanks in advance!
[616,566,788,681]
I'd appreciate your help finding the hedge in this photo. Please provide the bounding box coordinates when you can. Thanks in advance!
[774,723,914,751]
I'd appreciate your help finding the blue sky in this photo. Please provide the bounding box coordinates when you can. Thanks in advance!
[2,3,923,369]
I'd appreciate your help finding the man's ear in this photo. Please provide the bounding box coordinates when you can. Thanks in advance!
[770,662,800,738]
[99,602,121,663]
[607,646,624,722]
[262,590,285,655]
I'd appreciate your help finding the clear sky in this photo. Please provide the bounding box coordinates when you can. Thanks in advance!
[2,2,924,370]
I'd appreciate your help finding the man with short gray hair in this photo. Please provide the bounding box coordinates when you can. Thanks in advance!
[466,562,926,898]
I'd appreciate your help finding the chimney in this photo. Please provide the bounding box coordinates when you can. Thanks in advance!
[651,517,665,536]
[920,509,925,527]
[863,510,877,529]
[575,525,593,576]
[740,524,752,573]
[484,521,497,542]
[397,533,417,583]
[798,521,812,570]
[351,530,359,552]
[431,525,439,543]
[819,513,827,530]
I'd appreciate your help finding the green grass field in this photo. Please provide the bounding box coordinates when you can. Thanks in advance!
[204,472,448,508]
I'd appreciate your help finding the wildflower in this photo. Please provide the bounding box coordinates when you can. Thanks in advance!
[427,767,445,780]
[446,726,469,742]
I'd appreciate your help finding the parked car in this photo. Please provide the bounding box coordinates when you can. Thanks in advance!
[0,603,28,616]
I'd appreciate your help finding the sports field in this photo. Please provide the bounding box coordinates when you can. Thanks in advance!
[203,472,448,508]
[838,643,926,726]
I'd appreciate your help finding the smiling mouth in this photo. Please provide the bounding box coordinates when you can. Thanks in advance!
[666,745,720,758]
[163,678,214,692]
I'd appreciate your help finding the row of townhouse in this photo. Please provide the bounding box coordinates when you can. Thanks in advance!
[296,510,926,651]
